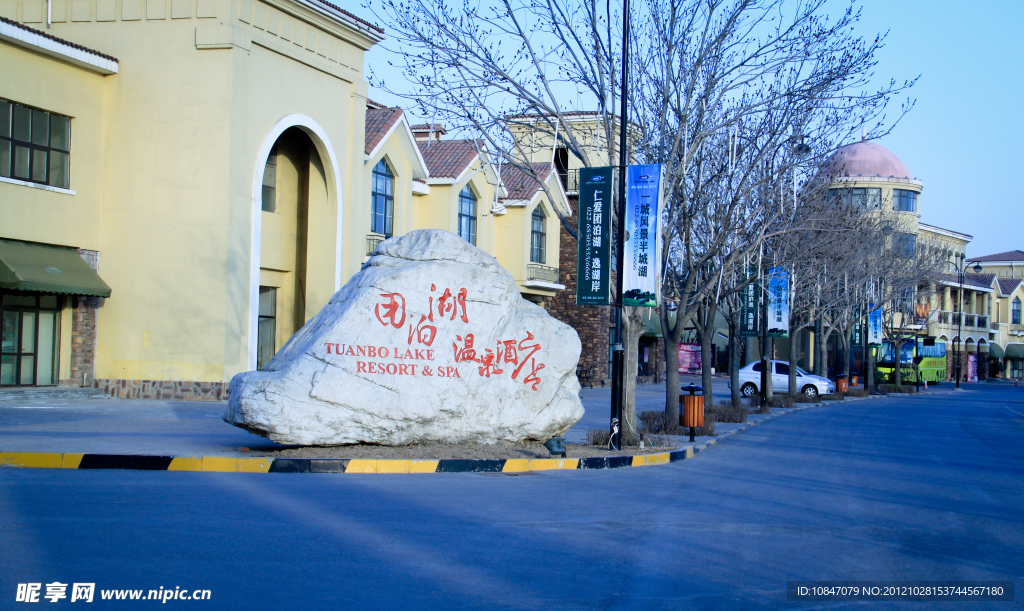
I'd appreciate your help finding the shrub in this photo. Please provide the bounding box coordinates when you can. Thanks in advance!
[586,428,610,446]
[845,388,869,398]
[794,394,819,403]
[877,384,918,394]
[639,410,716,437]
[819,393,844,401]
[708,404,748,423]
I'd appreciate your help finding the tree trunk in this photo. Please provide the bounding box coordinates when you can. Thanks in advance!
[867,344,876,392]
[789,316,800,396]
[698,299,719,408]
[814,316,824,376]
[621,306,644,445]
[839,329,851,384]
[661,305,684,421]
[820,327,835,381]
[728,315,742,407]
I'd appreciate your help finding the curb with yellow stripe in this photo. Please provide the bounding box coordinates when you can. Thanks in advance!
[0,447,704,474]
[1,397,869,474]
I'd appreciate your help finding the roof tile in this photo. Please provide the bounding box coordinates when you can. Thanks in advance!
[967,250,1024,263]
[364,107,403,155]
[499,163,553,200]
[417,139,482,179]
[0,16,119,63]
[998,277,1023,294]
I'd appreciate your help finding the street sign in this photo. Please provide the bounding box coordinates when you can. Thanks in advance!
[767,267,789,337]
[576,167,614,305]
[740,266,759,337]
[622,164,662,307]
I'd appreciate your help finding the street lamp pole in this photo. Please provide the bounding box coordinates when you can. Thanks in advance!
[951,253,984,389]
[955,254,964,390]
[609,0,630,451]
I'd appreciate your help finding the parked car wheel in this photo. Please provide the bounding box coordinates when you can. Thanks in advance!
[741,383,758,398]
[801,385,819,398]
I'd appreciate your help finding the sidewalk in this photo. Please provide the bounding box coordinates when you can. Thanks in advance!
[0,376,834,460]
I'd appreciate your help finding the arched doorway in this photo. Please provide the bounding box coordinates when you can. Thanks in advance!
[249,115,342,371]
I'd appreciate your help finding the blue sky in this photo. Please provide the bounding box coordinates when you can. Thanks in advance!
[351,1,1023,258]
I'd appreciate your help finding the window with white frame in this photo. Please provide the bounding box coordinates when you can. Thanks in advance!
[894,189,917,212]
[0,99,71,189]
[530,207,546,263]
[458,185,477,245]
[371,159,395,236]
[1013,297,1021,325]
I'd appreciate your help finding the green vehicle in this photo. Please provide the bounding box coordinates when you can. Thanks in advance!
[876,339,947,383]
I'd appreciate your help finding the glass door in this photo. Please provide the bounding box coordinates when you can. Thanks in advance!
[0,294,60,386]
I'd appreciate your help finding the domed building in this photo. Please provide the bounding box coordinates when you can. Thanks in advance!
[812,139,1021,384]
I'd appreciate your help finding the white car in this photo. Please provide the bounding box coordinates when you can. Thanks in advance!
[728,360,835,398]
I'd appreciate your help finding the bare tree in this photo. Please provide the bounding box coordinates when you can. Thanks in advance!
[373,0,915,433]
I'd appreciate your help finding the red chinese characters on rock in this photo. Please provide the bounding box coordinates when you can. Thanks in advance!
[374,293,406,328]
[361,287,545,389]
[373,286,472,347]
[453,331,545,390]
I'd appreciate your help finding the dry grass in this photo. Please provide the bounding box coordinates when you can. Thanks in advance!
[586,428,611,446]
[878,384,919,394]
[708,404,748,423]
[638,410,716,437]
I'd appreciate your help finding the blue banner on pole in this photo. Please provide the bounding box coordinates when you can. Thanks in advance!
[623,164,662,307]
[868,304,882,346]
[767,267,789,337]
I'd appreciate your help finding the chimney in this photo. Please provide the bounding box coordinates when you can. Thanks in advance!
[411,124,447,142]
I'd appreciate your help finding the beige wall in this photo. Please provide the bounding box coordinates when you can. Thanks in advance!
[2,0,378,383]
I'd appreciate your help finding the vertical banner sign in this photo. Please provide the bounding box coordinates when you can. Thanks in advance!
[851,305,862,348]
[868,303,882,345]
[740,266,760,337]
[767,267,790,337]
[622,164,663,307]
[576,167,614,305]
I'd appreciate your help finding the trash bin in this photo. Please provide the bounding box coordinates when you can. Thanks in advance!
[836,374,848,393]
[850,374,859,387]
[679,383,704,442]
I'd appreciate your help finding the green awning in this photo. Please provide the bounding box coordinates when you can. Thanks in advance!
[1005,343,1024,359]
[987,343,1005,359]
[0,239,111,297]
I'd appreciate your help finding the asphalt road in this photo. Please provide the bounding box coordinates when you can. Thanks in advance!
[1,384,1021,610]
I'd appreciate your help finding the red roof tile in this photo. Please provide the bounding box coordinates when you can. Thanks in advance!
[968,250,1024,263]
[998,278,1022,294]
[417,139,482,179]
[366,99,388,110]
[364,107,404,155]
[0,16,119,63]
[965,272,996,288]
[499,163,553,200]
[309,1,383,33]
[410,123,447,132]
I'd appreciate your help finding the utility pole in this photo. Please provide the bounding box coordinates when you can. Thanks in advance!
[609,0,630,450]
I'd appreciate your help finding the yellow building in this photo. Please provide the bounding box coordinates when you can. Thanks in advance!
[964,251,1024,378]
[0,6,567,396]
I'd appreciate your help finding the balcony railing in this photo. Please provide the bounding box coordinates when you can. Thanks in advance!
[366,234,386,256]
[964,314,976,328]
[938,311,950,325]
[559,169,580,194]
[527,264,560,284]
[991,322,1000,331]
[977,315,989,329]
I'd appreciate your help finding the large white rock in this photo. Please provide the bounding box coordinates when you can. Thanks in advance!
[224,229,584,446]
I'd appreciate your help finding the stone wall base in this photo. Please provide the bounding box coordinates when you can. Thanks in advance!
[97,379,230,401]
